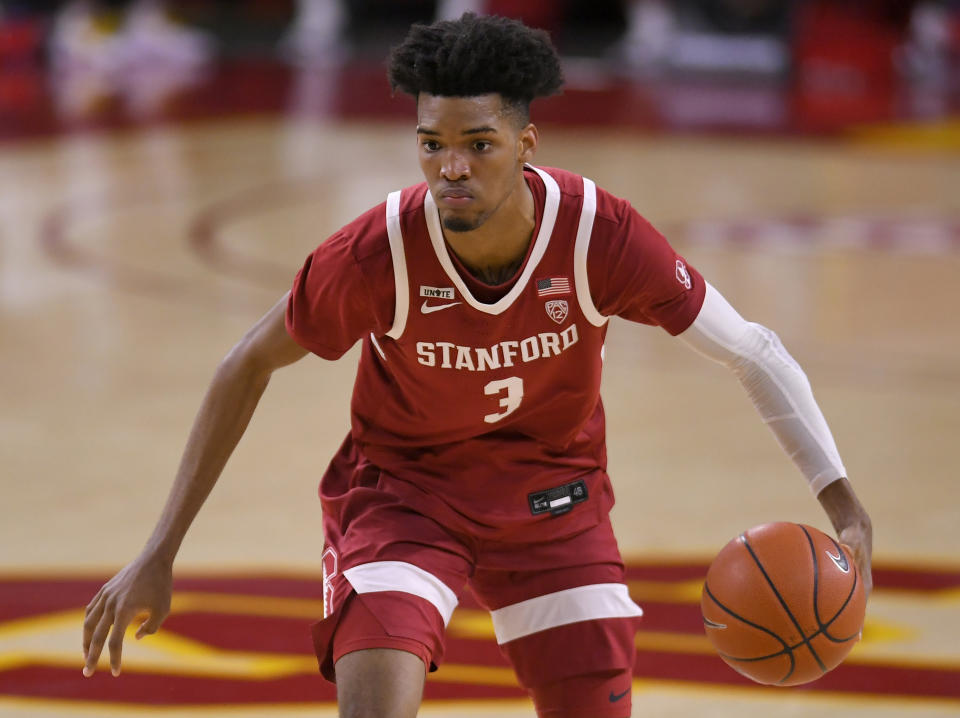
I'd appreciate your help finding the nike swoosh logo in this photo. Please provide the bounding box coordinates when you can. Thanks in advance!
[826,547,850,573]
[609,687,630,702]
[421,300,462,314]
[703,616,727,630]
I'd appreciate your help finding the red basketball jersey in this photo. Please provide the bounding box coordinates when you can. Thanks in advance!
[287,166,705,539]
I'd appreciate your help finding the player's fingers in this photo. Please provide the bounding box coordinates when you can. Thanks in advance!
[83,605,115,677]
[84,586,105,615]
[859,558,873,597]
[82,596,106,658]
[135,610,164,640]
[107,608,134,677]
[841,542,873,597]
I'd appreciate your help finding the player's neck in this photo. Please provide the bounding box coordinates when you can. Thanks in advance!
[443,178,535,286]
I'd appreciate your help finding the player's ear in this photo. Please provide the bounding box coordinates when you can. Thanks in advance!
[518,123,538,164]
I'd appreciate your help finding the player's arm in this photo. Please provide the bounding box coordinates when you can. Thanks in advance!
[678,283,873,595]
[82,293,307,678]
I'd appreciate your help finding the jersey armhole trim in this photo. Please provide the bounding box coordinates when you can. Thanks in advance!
[573,177,608,327]
[384,190,409,340]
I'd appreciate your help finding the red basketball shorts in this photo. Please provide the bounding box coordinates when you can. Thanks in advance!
[310,441,644,717]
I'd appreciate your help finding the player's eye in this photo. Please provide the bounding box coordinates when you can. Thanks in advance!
[473,141,492,152]
[422,140,440,152]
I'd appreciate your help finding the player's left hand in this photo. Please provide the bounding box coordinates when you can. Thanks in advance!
[839,524,873,598]
[817,477,873,599]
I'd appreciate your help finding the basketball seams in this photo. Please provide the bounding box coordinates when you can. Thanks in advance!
[804,527,861,643]
[702,583,791,652]
[702,582,796,681]
[701,522,866,686]
[741,531,829,676]
[801,525,825,633]
[819,535,862,643]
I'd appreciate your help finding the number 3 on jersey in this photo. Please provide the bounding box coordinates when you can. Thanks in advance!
[483,377,523,423]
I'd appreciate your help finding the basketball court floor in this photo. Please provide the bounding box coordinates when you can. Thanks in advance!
[1,108,959,716]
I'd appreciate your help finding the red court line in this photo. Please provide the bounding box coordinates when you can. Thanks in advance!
[186,177,325,287]
[634,650,960,700]
[3,569,959,706]
[0,665,528,705]
[6,563,959,624]
[38,190,277,314]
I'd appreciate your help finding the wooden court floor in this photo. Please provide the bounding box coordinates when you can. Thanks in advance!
[1,116,959,716]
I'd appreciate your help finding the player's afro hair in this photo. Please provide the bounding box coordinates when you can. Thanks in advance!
[388,13,563,117]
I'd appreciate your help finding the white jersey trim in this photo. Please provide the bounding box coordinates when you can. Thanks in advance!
[384,190,409,340]
[573,176,607,327]
[422,166,561,315]
[343,560,459,626]
[490,583,642,644]
[369,332,386,361]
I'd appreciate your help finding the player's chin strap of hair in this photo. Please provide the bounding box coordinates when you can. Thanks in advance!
[679,282,846,495]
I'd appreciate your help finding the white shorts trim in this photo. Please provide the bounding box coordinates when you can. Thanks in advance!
[490,583,643,644]
[343,560,459,626]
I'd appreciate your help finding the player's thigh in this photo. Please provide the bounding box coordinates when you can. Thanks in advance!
[500,618,637,718]
[314,458,473,682]
[471,519,642,717]
[335,647,425,718]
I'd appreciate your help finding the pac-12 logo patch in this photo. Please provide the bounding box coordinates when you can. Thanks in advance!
[675,259,692,289]
[545,299,569,324]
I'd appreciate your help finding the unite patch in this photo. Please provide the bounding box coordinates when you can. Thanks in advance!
[420,286,456,299]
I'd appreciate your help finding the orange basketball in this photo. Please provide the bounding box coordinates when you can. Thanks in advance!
[701,522,866,686]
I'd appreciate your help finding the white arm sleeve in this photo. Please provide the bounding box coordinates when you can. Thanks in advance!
[679,283,846,494]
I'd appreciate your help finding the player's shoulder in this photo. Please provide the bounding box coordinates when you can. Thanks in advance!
[333,181,428,263]
[395,180,430,217]
[534,165,629,227]
[533,164,582,194]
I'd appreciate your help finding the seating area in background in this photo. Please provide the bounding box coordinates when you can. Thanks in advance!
[1,0,958,139]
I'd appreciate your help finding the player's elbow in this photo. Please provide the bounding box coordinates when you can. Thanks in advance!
[218,331,281,384]
[730,323,804,375]
[218,298,307,380]
[217,344,266,387]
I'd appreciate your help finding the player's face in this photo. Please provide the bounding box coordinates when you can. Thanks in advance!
[416,93,537,233]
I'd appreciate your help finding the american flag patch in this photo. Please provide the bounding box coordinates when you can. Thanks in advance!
[536,277,571,297]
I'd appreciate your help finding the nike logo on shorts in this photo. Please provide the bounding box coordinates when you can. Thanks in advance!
[421,300,461,314]
[609,687,630,702]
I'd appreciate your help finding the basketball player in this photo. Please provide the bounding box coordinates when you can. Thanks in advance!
[81,13,873,718]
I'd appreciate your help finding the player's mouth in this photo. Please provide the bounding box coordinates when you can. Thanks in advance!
[437,187,475,207]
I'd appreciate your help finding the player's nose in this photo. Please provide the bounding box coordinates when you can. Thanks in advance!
[440,150,470,181]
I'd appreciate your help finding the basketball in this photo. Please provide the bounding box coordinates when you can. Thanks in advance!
[701,522,866,686]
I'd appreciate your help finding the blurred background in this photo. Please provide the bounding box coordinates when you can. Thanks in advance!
[1,2,959,716]
[1,0,959,138]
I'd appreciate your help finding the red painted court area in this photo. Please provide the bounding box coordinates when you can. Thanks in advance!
[2,563,959,707]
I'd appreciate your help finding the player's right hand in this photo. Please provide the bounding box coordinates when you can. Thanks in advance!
[82,555,173,677]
